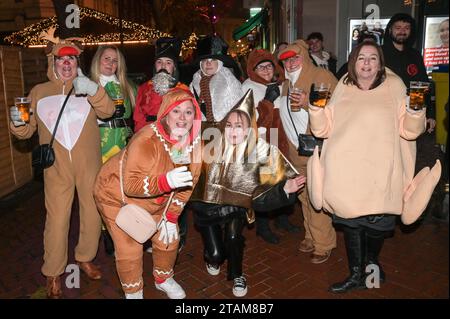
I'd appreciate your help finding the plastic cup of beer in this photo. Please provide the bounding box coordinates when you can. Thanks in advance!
[289,87,304,112]
[311,83,331,108]
[112,95,124,107]
[409,81,430,111]
[15,97,31,123]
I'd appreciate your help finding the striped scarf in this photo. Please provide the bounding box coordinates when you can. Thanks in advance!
[199,74,215,122]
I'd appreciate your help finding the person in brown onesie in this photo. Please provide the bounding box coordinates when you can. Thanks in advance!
[9,28,115,298]
[94,88,202,299]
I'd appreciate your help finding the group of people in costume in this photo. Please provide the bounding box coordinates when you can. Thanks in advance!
[8,12,441,299]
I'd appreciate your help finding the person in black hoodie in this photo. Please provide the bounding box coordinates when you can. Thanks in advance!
[382,13,436,132]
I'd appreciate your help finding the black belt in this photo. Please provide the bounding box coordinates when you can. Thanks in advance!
[98,118,132,128]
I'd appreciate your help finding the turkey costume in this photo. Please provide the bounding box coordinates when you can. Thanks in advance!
[307,68,442,225]
[94,88,202,298]
[9,27,115,296]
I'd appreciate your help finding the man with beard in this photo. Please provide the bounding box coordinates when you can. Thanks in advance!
[382,13,436,132]
[133,37,189,133]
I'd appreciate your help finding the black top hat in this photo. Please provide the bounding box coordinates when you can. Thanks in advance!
[194,35,236,69]
[155,37,182,63]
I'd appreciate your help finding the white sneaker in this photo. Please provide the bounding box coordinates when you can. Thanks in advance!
[206,263,220,276]
[232,276,248,297]
[155,277,186,299]
[125,289,143,299]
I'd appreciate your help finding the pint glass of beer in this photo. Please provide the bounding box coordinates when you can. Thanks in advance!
[311,83,331,108]
[289,87,304,112]
[15,97,31,123]
[409,81,430,111]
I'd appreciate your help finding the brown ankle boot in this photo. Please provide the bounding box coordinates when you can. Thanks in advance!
[46,276,62,299]
[77,261,102,280]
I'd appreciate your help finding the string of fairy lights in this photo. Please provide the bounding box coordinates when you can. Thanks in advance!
[4,7,198,51]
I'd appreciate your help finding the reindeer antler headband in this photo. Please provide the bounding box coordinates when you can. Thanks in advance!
[40,27,84,57]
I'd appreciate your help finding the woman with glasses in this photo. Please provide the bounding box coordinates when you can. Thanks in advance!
[242,49,299,244]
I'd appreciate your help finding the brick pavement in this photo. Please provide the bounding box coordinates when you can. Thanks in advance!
[0,180,448,299]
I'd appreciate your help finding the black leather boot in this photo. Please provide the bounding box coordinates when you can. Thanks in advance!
[256,216,279,244]
[274,214,300,233]
[226,215,246,280]
[178,208,188,253]
[330,226,366,293]
[365,228,386,283]
[102,228,115,256]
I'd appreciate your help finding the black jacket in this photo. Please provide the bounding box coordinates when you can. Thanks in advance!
[191,182,296,226]
[382,13,435,118]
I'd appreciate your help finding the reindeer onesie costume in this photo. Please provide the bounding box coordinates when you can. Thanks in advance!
[9,28,115,295]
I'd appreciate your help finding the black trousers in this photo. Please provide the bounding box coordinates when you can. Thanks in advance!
[196,214,246,281]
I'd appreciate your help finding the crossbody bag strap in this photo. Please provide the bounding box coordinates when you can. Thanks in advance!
[119,150,127,206]
[119,150,176,217]
[286,87,300,137]
[49,86,74,148]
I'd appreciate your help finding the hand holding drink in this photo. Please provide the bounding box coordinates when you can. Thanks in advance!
[10,97,31,127]
[409,81,430,111]
[309,83,331,108]
[112,95,126,118]
[289,87,305,112]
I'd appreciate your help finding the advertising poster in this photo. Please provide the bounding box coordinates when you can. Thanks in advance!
[348,18,390,57]
[423,16,449,67]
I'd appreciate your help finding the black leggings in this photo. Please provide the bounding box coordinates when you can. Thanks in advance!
[197,216,246,280]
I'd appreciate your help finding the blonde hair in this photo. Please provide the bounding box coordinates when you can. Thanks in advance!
[90,45,136,108]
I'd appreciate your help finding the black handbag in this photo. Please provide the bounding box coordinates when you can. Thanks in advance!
[297,133,323,157]
[286,87,323,157]
[32,87,74,170]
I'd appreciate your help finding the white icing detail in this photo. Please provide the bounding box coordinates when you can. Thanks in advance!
[150,124,200,157]
[172,199,185,207]
[154,269,173,276]
[143,176,150,196]
[121,278,143,288]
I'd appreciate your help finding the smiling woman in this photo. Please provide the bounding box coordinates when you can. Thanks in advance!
[344,42,385,90]
[162,100,196,141]
[307,41,441,294]
[54,55,78,82]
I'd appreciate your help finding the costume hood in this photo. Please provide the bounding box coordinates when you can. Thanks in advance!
[383,13,417,49]
[246,49,284,85]
[277,39,314,69]
[156,88,202,147]
[40,27,83,85]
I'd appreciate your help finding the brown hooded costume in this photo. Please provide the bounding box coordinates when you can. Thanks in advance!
[94,88,202,295]
[242,49,289,154]
[9,30,115,278]
[277,39,338,257]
